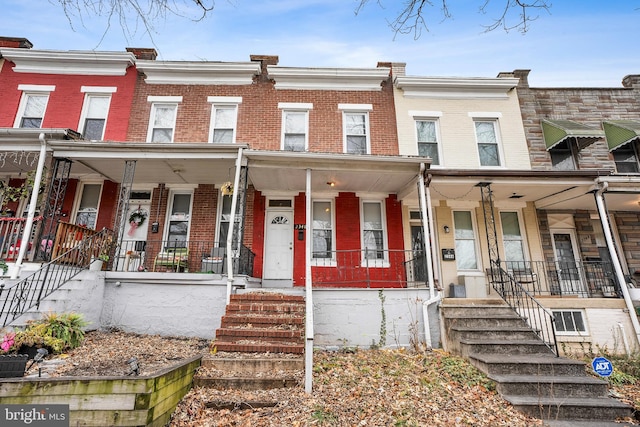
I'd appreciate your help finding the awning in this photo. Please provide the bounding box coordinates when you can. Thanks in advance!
[541,119,604,151]
[603,120,640,152]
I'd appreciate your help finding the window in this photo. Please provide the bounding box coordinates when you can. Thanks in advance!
[79,94,111,140]
[208,97,241,143]
[147,96,182,143]
[165,191,192,247]
[218,194,241,245]
[550,140,577,170]
[362,201,386,261]
[613,143,639,173]
[282,111,307,151]
[75,183,102,229]
[344,112,369,154]
[454,211,478,270]
[474,120,501,166]
[553,310,587,335]
[312,201,333,259]
[500,212,525,264]
[16,93,49,128]
[416,120,440,165]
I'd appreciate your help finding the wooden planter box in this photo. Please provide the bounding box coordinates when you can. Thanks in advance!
[0,354,28,378]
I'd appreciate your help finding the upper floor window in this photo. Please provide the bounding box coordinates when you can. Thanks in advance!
[340,104,372,154]
[550,140,577,170]
[416,119,440,165]
[613,143,639,173]
[147,96,182,143]
[14,85,55,128]
[279,103,312,152]
[474,120,501,167]
[79,87,115,140]
[208,97,241,143]
[312,200,334,260]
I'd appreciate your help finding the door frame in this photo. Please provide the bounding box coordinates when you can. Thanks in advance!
[550,228,585,295]
[262,203,294,284]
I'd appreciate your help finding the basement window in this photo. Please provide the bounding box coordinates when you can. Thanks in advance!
[552,310,587,335]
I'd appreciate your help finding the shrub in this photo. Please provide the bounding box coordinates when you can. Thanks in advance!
[12,312,88,354]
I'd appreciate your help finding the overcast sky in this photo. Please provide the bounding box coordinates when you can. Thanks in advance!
[2,0,639,87]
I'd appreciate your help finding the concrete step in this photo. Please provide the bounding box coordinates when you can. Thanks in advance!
[226,302,305,315]
[449,325,538,341]
[201,357,303,373]
[443,313,527,329]
[195,356,303,390]
[504,395,633,421]
[543,420,635,427]
[193,376,300,390]
[490,374,609,398]
[469,353,588,377]
[460,339,554,357]
[441,305,516,317]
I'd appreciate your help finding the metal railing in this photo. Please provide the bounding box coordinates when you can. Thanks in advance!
[0,228,114,327]
[311,249,428,288]
[488,260,621,298]
[112,240,255,276]
[0,216,43,262]
[488,260,559,356]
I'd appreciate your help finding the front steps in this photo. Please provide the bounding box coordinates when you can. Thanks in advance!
[193,356,303,390]
[442,298,634,423]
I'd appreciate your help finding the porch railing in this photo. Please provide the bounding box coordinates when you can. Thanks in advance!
[312,249,428,288]
[488,260,559,356]
[488,260,621,298]
[0,216,43,262]
[0,227,114,327]
[112,240,255,276]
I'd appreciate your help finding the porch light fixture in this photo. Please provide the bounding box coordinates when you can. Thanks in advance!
[443,225,450,234]
[327,181,335,187]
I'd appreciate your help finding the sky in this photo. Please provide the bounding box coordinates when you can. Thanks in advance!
[1,0,639,87]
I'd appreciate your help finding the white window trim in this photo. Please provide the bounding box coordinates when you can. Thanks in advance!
[499,210,530,264]
[13,87,54,128]
[468,112,503,119]
[71,182,103,230]
[342,111,371,154]
[360,200,389,268]
[163,189,194,244]
[413,117,443,167]
[146,102,179,143]
[81,86,117,93]
[552,309,589,336]
[409,110,442,118]
[311,199,336,266]
[78,93,112,140]
[208,102,240,144]
[278,102,313,110]
[453,209,481,272]
[147,96,183,103]
[280,109,310,151]
[473,119,505,168]
[338,103,373,111]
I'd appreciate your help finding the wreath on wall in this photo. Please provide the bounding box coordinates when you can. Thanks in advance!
[128,208,148,236]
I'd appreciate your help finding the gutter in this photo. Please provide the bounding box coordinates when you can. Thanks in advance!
[593,181,640,345]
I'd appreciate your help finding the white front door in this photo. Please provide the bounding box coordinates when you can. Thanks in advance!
[263,210,294,281]
[551,230,585,295]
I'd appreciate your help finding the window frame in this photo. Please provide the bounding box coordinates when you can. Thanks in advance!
[163,189,194,248]
[146,96,182,143]
[340,104,372,155]
[550,139,578,170]
[453,210,480,271]
[311,199,335,265]
[552,310,588,336]
[414,118,442,165]
[612,142,640,173]
[499,210,528,266]
[73,182,103,230]
[78,87,116,140]
[216,192,242,246]
[473,119,503,167]
[208,96,242,144]
[13,85,55,128]
[360,200,389,267]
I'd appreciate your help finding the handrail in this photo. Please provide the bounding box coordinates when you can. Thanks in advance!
[0,228,114,327]
[488,260,559,356]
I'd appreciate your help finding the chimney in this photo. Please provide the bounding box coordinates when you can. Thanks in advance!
[0,36,33,49]
[377,62,406,77]
[622,75,640,88]
[126,47,158,60]
[511,69,531,88]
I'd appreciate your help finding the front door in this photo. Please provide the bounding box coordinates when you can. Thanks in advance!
[263,210,294,284]
[551,231,585,295]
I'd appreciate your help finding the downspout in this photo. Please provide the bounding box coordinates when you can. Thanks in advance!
[12,133,47,279]
[304,168,314,393]
[418,163,441,349]
[225,147,244,305]
[594,181,640,346]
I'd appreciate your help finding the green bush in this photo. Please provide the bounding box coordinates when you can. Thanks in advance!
[14,312,88,354]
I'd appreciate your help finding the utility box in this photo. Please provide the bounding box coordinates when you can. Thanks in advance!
[458,274,487,298]
[449,283,466,298]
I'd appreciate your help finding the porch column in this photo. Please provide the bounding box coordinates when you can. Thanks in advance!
[418,165,435,298]
[12,133,47,278]
[304,168,314,393]
[226,147,244,304]
[112,160,136,271]
[594,183,640,345]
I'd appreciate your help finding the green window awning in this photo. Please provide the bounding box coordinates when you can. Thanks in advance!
[541,119,604,151]
[603,120,640,151]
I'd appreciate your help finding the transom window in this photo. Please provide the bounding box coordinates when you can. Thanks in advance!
[474,120,501,167]
[454,210,478,270]
[362,201,386,261]
[416,120,440,165]
[553,310,587,335]
[312,201,333,259]
[80,95,111,140]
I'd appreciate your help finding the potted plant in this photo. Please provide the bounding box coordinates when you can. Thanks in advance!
[0,331,28,377]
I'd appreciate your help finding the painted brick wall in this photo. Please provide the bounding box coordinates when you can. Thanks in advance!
[0,61,137,140]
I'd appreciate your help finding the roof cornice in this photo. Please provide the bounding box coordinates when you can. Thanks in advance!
[395,76,519,99]
[136,60,262,85]
[0,48,135,76]
[267,66,390,91]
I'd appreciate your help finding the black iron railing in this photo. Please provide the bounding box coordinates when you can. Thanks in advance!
[488,260,559,356]
[0,228,114,327]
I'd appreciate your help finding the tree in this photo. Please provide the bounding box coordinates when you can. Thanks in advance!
[356,0,552,39]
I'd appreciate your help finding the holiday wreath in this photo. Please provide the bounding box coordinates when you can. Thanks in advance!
[128,208,148,236]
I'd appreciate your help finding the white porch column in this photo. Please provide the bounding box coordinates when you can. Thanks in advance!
[225,147,244,305]
[304,168,314,393]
